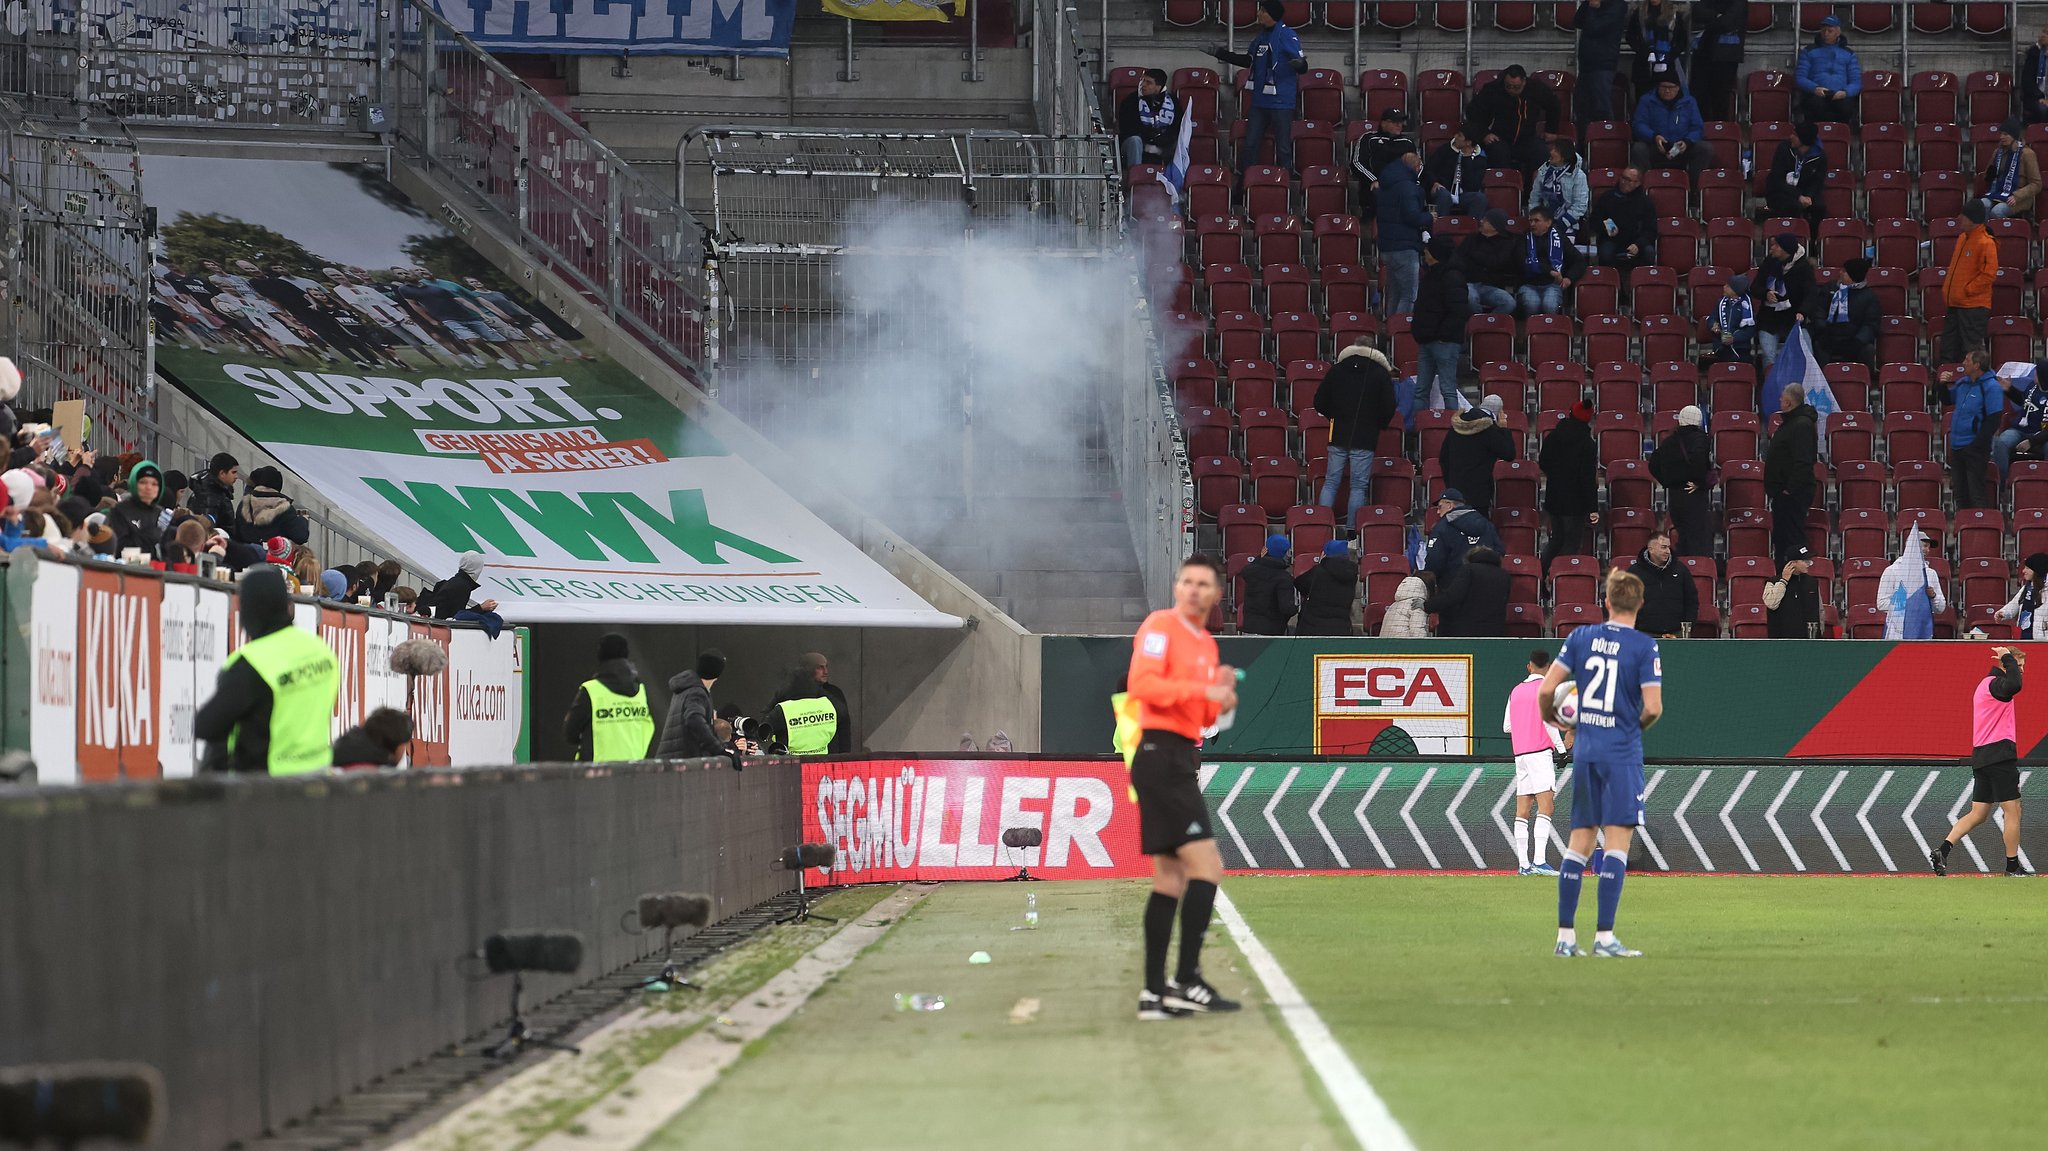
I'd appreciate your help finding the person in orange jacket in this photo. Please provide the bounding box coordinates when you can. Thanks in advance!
[1940,198,1999,363]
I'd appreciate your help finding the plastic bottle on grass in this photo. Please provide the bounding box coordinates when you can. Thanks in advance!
[895,993,946,1012]
[1025,891,1038,929]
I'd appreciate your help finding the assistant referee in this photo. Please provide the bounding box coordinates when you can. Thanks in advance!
[1932,646,2031,876]
[1127,554,1243,1020]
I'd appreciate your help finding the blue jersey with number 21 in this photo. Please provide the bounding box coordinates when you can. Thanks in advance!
[1556,622,1662,763]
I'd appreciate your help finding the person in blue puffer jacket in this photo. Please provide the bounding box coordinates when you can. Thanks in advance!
[1941,350,2006,510]
[1795,16,1861,126]
[1206,0,1305,191]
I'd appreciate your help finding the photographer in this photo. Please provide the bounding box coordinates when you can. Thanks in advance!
[657,651,735,762]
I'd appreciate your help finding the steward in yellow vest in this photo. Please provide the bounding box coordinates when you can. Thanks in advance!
[195,565,341,774]
[565,632,655,761]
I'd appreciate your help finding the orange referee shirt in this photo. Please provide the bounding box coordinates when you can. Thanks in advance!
[1128,608,1222,742]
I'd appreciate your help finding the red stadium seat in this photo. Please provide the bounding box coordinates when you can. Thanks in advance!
[1841,509,1891,560]
[1552,555,1601,602]
[1206,263,1256,316]
[1965,70,2014,125]
[1706,218,1755,271]
[1607,506,1656,561]
[1912,70,1962,125]
[1298,68,1346,123]
[1524,313,1573,365]
[1725,509,1770,557]
[1628,266,1680,318]
[1865,176,1914,226]
[1696,168,1745,220]
[1242,165,1291,217]
[1250,454,1304,515]
[1321,263,1371,315]
[1747,70,1794,121]
[1370,455,1417,507]
[1828,412,1877,463]
[1607,458,1656,509]
[1576,313,1628,363]
[1359,69,1412,121]
[1835,459,1888,510]
[1956,509,2008,561]
[1312,214,1363,268]
[1194,455,1247,517]
[1886,409,1937,462]
[1219,502,1269,558]
[1576,266,1622,318]
[1714,410,1762,461]
[1287,503,1339,555]
[1213,310,1263,361]
[1639,315,1690,365]
[1241,405,1291,458]
[1271,310,1321,364]
[1415,69,1464,124]
[1262,262,1313,316]
[1163,0,1208,26]
[1722,459,1767,513]
[1649,362,1697,412]
[1300,164,1349,221]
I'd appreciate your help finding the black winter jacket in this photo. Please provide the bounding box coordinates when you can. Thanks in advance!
[187,472,238,529]
[1424,505,1506,579]
[1239,554,1299,635]
[1648,425,1713,491]
[1575,0,1630,69]
[1455,230,1523,290]
[656,670,726,760]
[1314,345,1400,450]
[1421,143,1487,203]
[1764,403,1819,494]
[1294,554,1360,636]
[1539,418,1599,515]
[1439,411,1517,511]
[1462,77,1563,148]
[1628,551,1698,635]
[1412,259,1470,344]
[1589,186,1658,253]
[1426,549,1511,637]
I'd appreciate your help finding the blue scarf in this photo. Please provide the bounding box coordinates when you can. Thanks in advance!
[2021,578,2041,632]
[1137,93,1176,130]
[1827,284,1850,324]
[1525,228,1565,279]
[1990,145,2024,202]
[1791,146,1822,187]
[1716,293,1753,334]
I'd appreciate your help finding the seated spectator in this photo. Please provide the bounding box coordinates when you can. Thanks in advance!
[1764,121,1828,232]
[1457,209,1522,314]
[1630,74,1712,173]
[1995,553,2048,640]
[1588,166,1659,270]
[1462,65,1563,177]
[1752,235,1817,366]
[2025,25,2048,125]
[1350,107,1414,219]
[1516,207,1585,316]
[1379,574,1431,637]
[1294,540,1359,636]
[391,586,420,614]
[1979,120,2042,220]
[1994,362,2048,481]
[1877,534,1947,639]
[1762,546,1822,638]
[1116,69,1179,174]
[1426,545,1510,636]
[1526,139,1589,237]
[1439,395,1517,516]
[1423,488,1505,582]
[1376,145,1429,315]
[332,707,413,769]
[1423,131,1489,218]
[1239,535,1299,635]
[1795,15,1861,126]
[187,452,238,528]
[232,465,311,549]
[319,569,349,601]
[415,550,498,620]
[289,549,321,594]
[1710,273,1757,363]
[1627,530,1697,638]
[105,458,167,557]
[1648,405,1715,556]
[1814,257,1879,369]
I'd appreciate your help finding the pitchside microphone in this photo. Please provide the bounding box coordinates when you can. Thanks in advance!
[390,637,448,677]
[777,844,837,871]
[483,931,584,976]
[1001,827,1045,882]
[626,893,714,992]
[0,1062,165,1146]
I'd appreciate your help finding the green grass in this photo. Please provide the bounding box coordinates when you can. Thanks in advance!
[1227,874,2048,1151]
[638,880,1356,1151]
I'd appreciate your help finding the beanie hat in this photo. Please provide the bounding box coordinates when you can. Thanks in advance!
[2027,553,2048,579]
[208,452,239,476]
[2001,118,2024,140]
[0,469,30,510]
[1774,232,1802,255]
[1265,533,1291,558]
[319,569,348,599]
[1727,273,1752,294]
[265,535,293,563]
[1481,393,1505,415]
[1323,539,1350,558]
[1570,400,1594,422]
[0,356,19,401]
[1483,208,1509,232]
[249,465,283,490]
[1963,198,1988,224]
[1677,405,1704,428]
[164,469,189,498]
[597,632,630,661]
[1843,257,1871,282]
[457,550,485,578]
[1260,0,1285,18]
[696,650,727,679]
[1795,120,1818,148]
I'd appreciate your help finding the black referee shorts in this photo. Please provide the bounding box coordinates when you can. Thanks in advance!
[1972,764,2023,804]
[1131,730,1213,856]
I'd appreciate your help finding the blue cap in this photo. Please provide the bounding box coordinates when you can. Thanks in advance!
[1323,539,1351,558]
[1819,14,1841,27]
[1265,534,1291,558]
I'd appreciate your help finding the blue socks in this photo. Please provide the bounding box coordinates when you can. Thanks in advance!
[1596,852,1628,932]
[1557,850,1587,929]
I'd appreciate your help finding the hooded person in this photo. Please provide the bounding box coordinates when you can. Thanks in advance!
[1648,405,1716,556]
[1312,340,1399,531]
[1424,487,1506,582]
[1294,539,1360,636]
[331,707,414,769]
[1239,534,1299,635]
[1438,395,1518,515]
[231,465,311,548]
[764,653,852,755]
[1877,530,1947,640]
[1457,208,1524,314]
[657,650,733,761]
[767,652,853,753]
[563,632,654,762]
[416,550,489,620]
[1425,544,1512,637]
[1378,574,1432,638]
[194,565,340,774]
[0,468,30,515]
[1981,117,2044,220]
[187,452,239,528]
[319,569,349,600]
[1764,120,1829,231]
[105,458,168,557]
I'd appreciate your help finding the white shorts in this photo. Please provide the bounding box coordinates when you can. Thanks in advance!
[1514,750,1558,796]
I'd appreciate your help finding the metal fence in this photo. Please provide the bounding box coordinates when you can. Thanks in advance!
[387,2,712,381]
[1032,0,1109,139]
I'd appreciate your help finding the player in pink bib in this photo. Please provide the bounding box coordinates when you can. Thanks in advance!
[1932,647,2030,876]
[1504,649,1570,875]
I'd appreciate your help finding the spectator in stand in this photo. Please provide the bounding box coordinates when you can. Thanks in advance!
[1313,339,1399,532]
[291,549,322,595]
[1627,0,1691,97]
[1239,535,1299,635]
[232,465,311,550]
[1205,0,1305,191]
[106,459,168,557]
[332,708,413,769]
[1765,121,1829,233]
[1764,383,1820,566]
[416,550,498,620]
[1628,530,1697,638]
[1379,574,1432,638]
[1457,209,1523,315]
[657,650,733,761]
[1649,405,1715,556]
[2024,25,2048,125]
[1752,235,1817,367]
[1527,140,1589,238]
[1940,199,1998,363]
[1994,362,2048,482]
[1710,273,1757,363]
[186,452,238,529]
[1425,488,1506,583]
[1589,166,1659,270]
[1377,145,1429,315]
[1763,546,1823,638]
[1979,120,2042,220]
[1688,0,1747,120]
[1877,534,1947,639]
[1995,553,2048,639]
[1815,257,1879,369]
[1462,65,1563,177]
[1795,16,1861,126]
[1414,236,1470,409]
[162,470,190,515]
[1350,107,1414,220]
[1630,74,1711,174]
[1516,207,1584,316]
[1117,69,1179,174]
[1422,131,1489,218]
[1574,0,1629,127]
[1940,351,2006,510]
[1293,540,1359,636]
[1538,402,1599,574]
[1440,394,1518,517]
[1426,545,1511,636]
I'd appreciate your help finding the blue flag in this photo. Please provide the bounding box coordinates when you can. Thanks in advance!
[1765,322,1839,449]
[1883,523,1936,640]
[1156,98,1197,208]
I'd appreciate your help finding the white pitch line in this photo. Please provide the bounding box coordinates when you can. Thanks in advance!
[1399,767,1443,870]
[1309,766,1351,869]
[1215,891,1420,1151]
[1719,769,1760,872]
[1354,767,1396,869]
[1765,770,1806,872]
[1855,770,1898,872]
[1264,765,1306,869]
[1673,769,1714,871]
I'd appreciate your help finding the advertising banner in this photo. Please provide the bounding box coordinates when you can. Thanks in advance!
[802,759,1149,884]
[159,582,201,779]
[822,0,963,21]
[28,560,78,777]
[144,157,956,629]
[429,0,797,57]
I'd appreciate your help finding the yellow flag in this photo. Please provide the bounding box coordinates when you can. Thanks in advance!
[822,0,963,20]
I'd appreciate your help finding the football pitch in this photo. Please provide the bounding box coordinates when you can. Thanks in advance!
[644,875,2048,1150]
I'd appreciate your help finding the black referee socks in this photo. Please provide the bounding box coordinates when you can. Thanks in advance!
[1177,880,1219,985]
[1144,891,1178,993]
